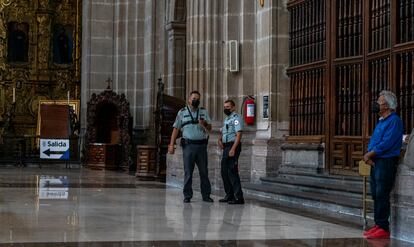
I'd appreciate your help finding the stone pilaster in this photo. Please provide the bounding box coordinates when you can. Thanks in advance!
[186,0,224,120]
[392,131,414,242]
[250,0,290,182]
[165,0,186,99]
[81,0,115,128]
[392,164,414,242]
[81,0,166,145]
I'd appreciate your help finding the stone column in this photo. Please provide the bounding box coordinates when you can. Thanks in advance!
[186,0,223,120]
[81,0,115,128]
[165,0,186,99]
[249,0,290,182]
[167,0,225,191]
[392,131,414,241]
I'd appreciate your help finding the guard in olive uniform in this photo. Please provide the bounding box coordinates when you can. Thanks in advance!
[218,100,244,204]
[168,91,213,203]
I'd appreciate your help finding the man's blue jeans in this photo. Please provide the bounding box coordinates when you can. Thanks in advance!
[370,157,398,231]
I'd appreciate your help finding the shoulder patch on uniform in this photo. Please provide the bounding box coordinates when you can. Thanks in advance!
[234,120,240,125]
[180,107,187,111]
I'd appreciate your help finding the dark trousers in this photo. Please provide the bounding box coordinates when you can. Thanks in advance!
[370,157,398,231]
[221,143,243,200]
[182,143,211,199]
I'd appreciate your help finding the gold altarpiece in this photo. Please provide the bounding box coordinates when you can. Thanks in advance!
[0,0,81,136]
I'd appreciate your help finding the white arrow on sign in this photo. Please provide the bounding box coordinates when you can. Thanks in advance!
[40,139,70,160]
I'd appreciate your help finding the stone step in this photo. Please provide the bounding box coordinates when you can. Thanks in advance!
[278,169,364,182]
[244,173,373,226]
[245,182,363,209]
[260,174,370,198]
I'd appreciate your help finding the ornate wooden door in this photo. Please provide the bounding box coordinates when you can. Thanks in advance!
[288,0,414,176]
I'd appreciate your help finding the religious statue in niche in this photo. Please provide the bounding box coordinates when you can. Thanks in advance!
[53,25,73,64]
[7,22,29,63]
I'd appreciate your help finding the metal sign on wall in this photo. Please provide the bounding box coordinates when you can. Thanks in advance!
[40,139,70,160]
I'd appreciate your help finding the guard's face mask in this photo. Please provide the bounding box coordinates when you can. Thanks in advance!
[372,102,380,114]
[191,99,200,108]
[224,109,232,116]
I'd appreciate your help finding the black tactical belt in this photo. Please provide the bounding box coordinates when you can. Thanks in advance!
[182,139,208,145]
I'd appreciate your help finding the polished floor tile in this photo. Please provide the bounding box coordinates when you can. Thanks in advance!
[0,167,412,246]
[0,238,410,247]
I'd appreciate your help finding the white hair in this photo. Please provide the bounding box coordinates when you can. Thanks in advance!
[380,90,398,110]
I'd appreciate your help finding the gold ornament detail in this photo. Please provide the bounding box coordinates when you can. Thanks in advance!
[37,15,51,69]
[259,0,264,7]
[0,0,82,136]
[0,0,12,11]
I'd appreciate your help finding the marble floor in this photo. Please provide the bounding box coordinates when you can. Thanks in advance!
[0,167,412,247]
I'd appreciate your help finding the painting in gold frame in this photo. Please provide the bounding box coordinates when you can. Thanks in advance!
[36,100,80,146]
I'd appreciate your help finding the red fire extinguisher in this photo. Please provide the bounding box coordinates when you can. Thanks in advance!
[242,96,255,125]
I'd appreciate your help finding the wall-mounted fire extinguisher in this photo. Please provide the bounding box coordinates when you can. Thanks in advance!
[242,95,255,125]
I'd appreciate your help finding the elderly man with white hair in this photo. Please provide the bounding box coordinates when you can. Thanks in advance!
[363,90,403,239]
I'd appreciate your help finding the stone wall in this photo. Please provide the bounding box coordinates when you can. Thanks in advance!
[166,130,256,194]
[280,143,325,174]
[81,0,167,141]
[392,131,414,242]
[166,0,290,191]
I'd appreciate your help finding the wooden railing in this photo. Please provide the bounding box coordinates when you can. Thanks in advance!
[397,51,414,133]
[370,0,390,52]
[289,68,325,135]
[368,57,390,134]
[398,0,414,44]
[289,0,326,67]
[337,0,363,57]
[335,64,362,136]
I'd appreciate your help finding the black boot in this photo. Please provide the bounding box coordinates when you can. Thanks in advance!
[219,195,234,203]
[228,197,244,205]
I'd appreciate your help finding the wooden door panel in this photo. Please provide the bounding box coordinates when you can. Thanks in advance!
[334,64,363,136]
[331,138,362,175]
[396,51,414,133]
[289,68,326,136]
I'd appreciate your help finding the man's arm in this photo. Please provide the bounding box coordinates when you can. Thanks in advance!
[204,122,212,131]
[229,132,242,157]
[200,109,212,132]
[168,128,180,154]
[363,151,376,165]
[218,132,224,149]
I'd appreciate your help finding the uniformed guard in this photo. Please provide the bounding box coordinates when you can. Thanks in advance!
[218,100,245,204]
[168,91,214,203]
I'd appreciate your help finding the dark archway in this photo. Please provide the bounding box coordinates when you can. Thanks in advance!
[53,24,73,64]
[95,102,119,144]
[7,22,29,63]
